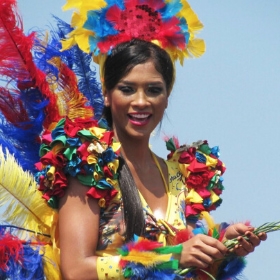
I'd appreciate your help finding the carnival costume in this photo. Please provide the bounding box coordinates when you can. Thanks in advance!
[0,0,249,279]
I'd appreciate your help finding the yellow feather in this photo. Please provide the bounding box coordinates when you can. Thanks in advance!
[185,39,206,58]
[122,250,172,266]
[63,0,107,12]
[47,57,94,120]
[0,147,62,278]
[0,147,54,237]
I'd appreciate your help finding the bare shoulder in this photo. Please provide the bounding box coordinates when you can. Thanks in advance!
[59,176,100,217]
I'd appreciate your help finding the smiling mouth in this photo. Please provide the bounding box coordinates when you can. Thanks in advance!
[128,113,151,126]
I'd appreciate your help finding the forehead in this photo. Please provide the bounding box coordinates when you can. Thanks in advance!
[120,61,165,83]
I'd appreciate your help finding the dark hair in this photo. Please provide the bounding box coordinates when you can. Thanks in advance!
[102,39,175,128]
[102,40,174,241]
[118,157,145,241]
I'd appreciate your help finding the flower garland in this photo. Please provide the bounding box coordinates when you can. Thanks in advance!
[166,138,226,223]
[35,117,121,209]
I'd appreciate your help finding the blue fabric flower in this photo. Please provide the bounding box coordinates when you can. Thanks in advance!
[195,152,206,163]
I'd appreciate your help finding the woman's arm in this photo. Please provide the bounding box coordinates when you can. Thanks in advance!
[58,176,100,280]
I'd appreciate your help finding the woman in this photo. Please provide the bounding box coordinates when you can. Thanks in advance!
[0,0,268,279]
[58,39,266,280]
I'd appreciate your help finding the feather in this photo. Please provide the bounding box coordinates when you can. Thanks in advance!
[52,59,94,120]
[160,0,183,20]
[34,16,103,119]
[0,231,22,271]
[0,147,54,237]
[0,0,60,128]
[52,16,103,119]
[0,87,29,126]
[0,87,48,172]
[0,230,45,280]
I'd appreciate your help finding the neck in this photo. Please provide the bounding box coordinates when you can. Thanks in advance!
[116,134,153,167]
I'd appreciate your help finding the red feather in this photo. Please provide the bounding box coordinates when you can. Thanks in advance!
[0,87,29,127]
[126,238,162,252]
[0,233,23,271]
[0,0,60,128]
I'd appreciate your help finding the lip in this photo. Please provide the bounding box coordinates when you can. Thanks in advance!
[127,112,152,126]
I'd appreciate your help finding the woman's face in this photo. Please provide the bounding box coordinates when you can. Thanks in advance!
[104,60,168,142]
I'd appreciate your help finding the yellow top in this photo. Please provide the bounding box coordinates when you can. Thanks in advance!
[96,159,187,257]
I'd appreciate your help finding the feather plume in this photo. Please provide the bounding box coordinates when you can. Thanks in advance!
[34,16,103,119]
[0,87,48,172]
[0,0,60,128]
[161,0,182,19]
[50,58,94,120]
[0,147,54,237]
[0,87,29,126]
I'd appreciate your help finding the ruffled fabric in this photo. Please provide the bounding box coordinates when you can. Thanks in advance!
[166,138,226,223]
[35,117,121,209]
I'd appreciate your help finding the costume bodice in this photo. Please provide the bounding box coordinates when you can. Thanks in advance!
[96,160,187,257]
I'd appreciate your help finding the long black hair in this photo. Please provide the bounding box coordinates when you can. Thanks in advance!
[102,39,175,241]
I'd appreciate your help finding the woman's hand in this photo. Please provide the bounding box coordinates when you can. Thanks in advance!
[178,234,228,269]
[224,223,267,256]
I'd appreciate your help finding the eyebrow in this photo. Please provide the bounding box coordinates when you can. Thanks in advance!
[118,80,165,86]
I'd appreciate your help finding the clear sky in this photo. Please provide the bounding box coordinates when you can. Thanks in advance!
[15,1,280,279]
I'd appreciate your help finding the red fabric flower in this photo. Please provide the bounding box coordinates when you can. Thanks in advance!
[64,117,98,137]
[188,160,209,173]
[52,171,68,197]
[77,142,90,163]
[34,162,43,171]
[178,147,196,164]
[195,188,211,199]
[212,188,223,196]
[186,171,213,189]
[100,131,114,146]
[87,187,118,207]
[103,166,113,178]
[38,170,67,199]
[41,130,52,145]
[40,151,66,168]
[216,159,226,174]
[185,203,205,217]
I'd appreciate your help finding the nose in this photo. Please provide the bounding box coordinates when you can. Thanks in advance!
[131,90,149,108]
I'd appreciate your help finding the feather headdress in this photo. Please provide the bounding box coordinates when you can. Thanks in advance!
[62,0,205,65]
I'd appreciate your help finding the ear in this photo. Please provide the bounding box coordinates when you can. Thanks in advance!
[103,90,110,107]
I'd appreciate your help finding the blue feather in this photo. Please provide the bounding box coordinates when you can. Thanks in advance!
[0,88,48,173]
[106,0,125,10]
[84,10,118,38]
[217,256,247,280]
[33,16,104,119]
[0,227,45,280]
[160,0,183,20]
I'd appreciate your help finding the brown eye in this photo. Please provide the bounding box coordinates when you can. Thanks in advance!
[118,86,134,94]
[147,87,163,95]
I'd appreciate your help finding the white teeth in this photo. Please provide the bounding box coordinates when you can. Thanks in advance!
[129,114,150,119]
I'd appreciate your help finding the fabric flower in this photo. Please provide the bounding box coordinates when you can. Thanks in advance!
[87,187,118,207]
[64,117,98,137]
[178,147,196,164]
[40,151,66,168]
[186,171,213,189]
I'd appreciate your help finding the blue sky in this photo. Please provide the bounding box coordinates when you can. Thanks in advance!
[16,1,280,279]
